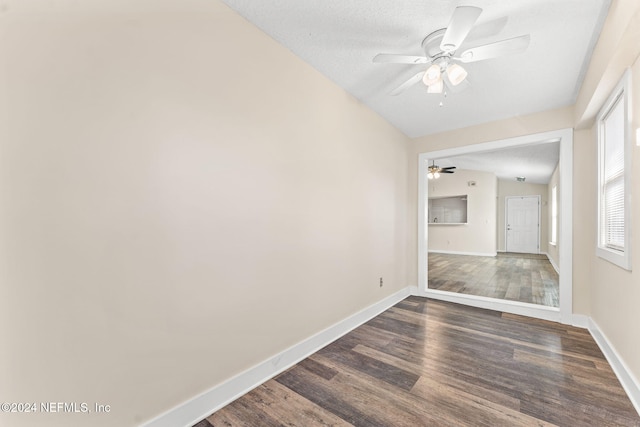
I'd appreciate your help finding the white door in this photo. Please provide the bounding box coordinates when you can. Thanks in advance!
[506,196,540,254]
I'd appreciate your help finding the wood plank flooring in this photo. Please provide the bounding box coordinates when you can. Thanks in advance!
[194,297,639,427]
[428,252,560,307]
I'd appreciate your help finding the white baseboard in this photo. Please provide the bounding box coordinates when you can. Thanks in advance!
[570,313,589,329]
[140,287,412,427]
[415,288,561,322]
[545,253,560,275]
[139,288,640,425]
[428,249,497,257]
[588,318,640,417]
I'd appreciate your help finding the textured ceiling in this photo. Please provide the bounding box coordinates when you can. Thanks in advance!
[221,0,610,138]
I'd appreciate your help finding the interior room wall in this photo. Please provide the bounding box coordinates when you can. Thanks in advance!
[0,1,411,426]
[496,179,550,254]
[574,0,640,396]
[571,128,596,326]
[427,169,497,256]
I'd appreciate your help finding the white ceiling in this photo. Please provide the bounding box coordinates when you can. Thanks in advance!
[221,0,608,183]
[221,0,610,138]
[434,139,560,184]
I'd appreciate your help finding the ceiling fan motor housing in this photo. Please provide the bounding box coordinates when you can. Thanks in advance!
[421,29,448,59]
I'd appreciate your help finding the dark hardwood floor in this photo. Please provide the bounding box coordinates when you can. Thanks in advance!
[195,297,639,427]
[428,252,560,307]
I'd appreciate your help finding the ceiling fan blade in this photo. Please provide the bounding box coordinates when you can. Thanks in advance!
[441,166,457,170]
[464,16,508,43]
[441,170,455,173]
[390,71,425,96]
[373,53,429,64]
[440,6,482,52]
[457,34,531,63]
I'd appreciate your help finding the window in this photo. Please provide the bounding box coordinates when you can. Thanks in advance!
[596,69,632,270]
[550,185,557,245]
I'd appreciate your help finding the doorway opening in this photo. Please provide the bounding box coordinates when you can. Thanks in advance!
[417,129,573,324]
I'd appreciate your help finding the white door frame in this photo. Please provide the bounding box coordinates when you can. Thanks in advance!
[417,128,573,325]
[505,195,541,254]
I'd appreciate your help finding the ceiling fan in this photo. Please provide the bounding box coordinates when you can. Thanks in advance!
[428,161,456,179]
[373,6,530,96]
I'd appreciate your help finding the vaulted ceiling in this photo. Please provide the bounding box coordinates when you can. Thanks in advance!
[221,0,610,182]
[221,0,610,138]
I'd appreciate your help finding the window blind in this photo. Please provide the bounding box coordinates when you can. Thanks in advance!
[601,93,625,251]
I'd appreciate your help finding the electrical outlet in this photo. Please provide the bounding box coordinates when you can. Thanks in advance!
[379,277,383,287]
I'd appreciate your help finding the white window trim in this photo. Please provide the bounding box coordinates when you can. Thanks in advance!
[596,69,632,271]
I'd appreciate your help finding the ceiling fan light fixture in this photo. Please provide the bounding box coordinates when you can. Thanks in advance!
[422,64,441,86]
[427,79,444,94]
[428,163,436,179]
[447,63,468,86]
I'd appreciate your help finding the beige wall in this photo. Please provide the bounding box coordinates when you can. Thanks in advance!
[0,1,411,426]
[575,0,640,127]
[497,179,549,254]
[572,128,597,322]
[579,0,640,393]
[427,170,497,255]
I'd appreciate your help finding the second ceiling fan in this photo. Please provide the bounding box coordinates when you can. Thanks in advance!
[428,161,456,179]
[373,6,530,95]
